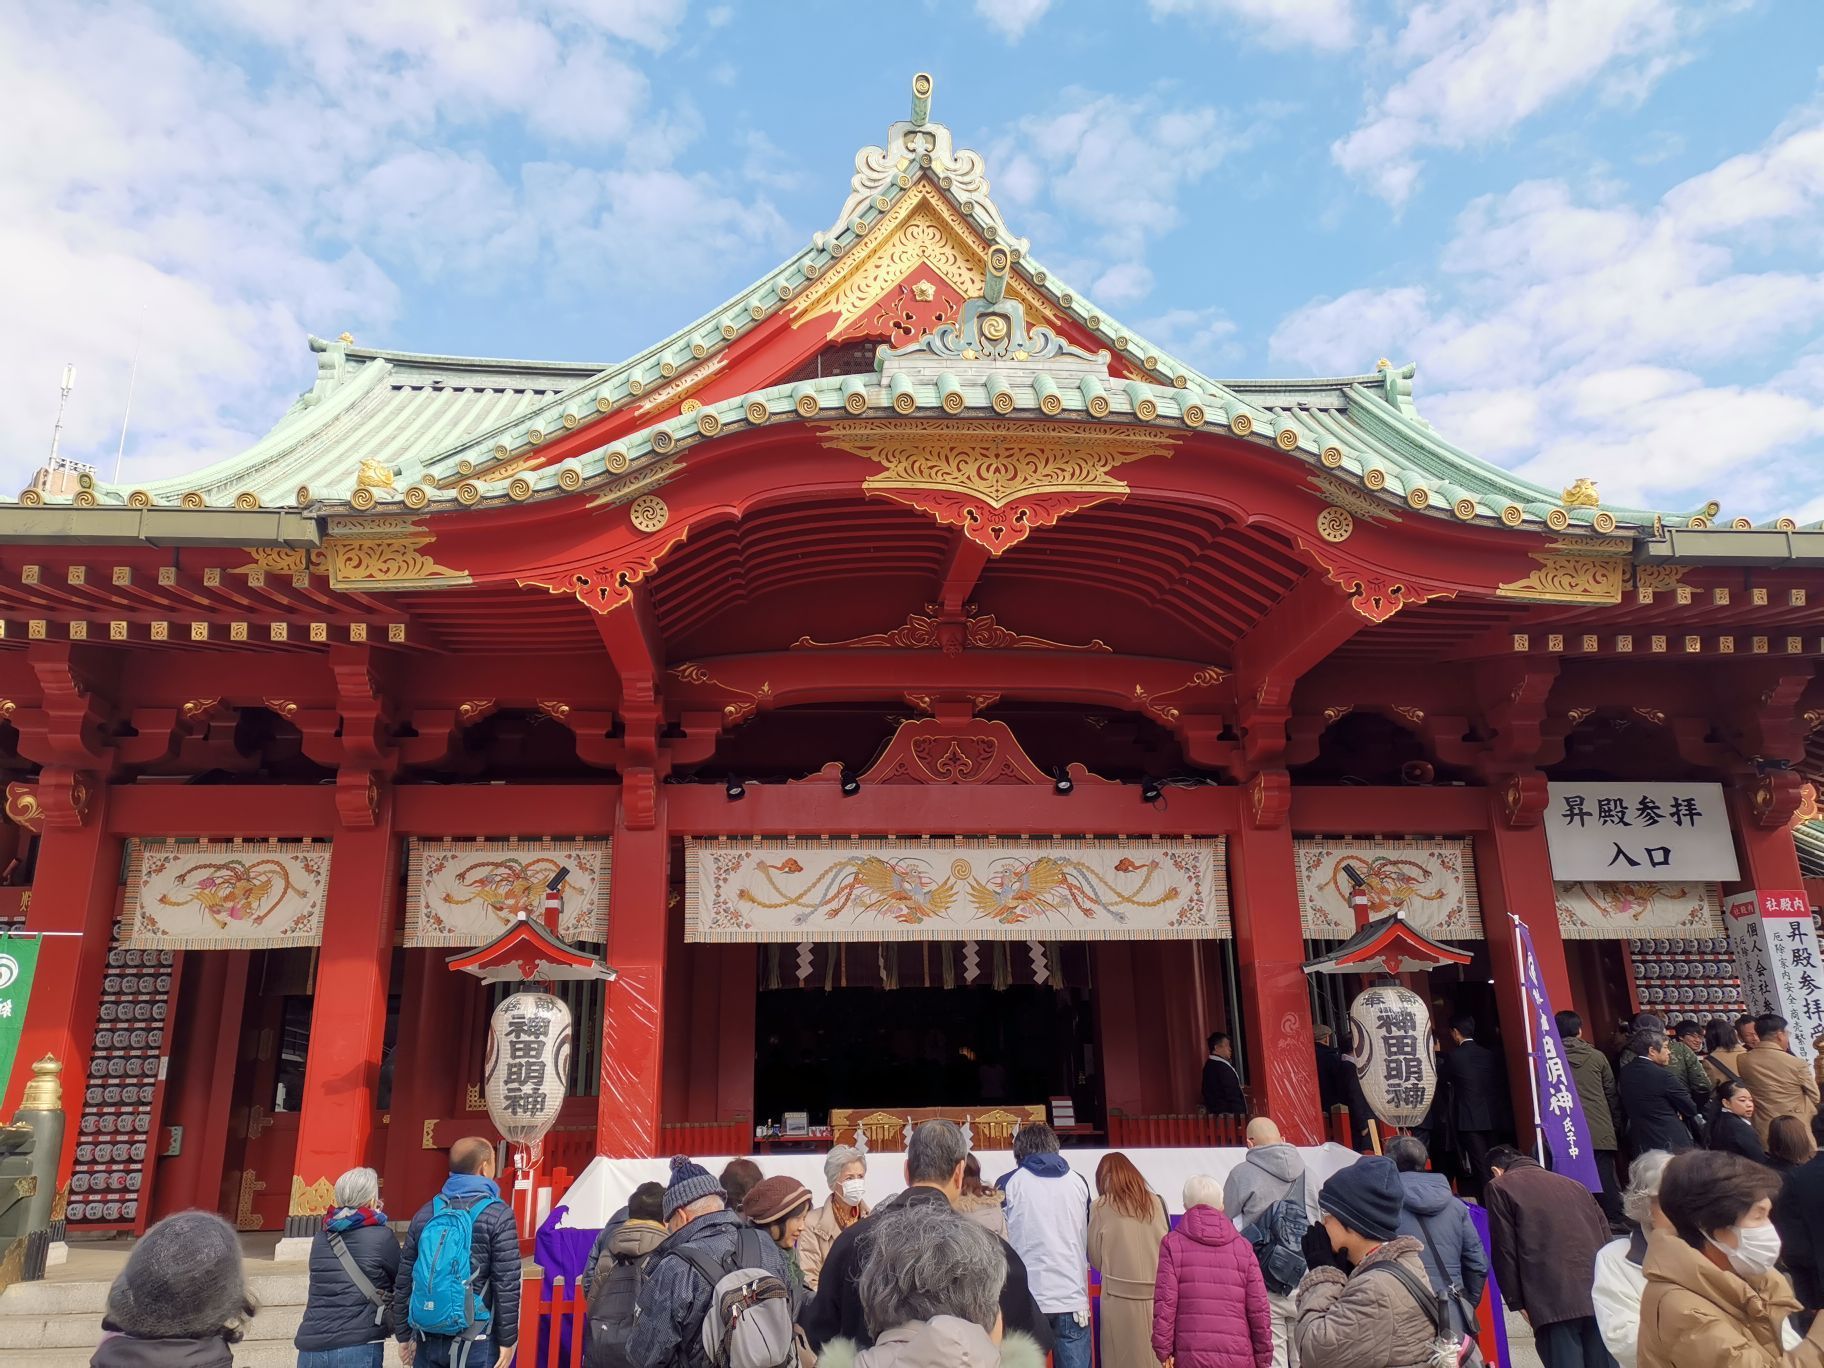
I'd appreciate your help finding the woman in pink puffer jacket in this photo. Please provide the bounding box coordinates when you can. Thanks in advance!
[1153,1175,1273,1368]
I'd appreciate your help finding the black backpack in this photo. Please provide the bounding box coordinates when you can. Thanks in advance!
[585,1245,651,1368]
[1242,1173,1310,1294]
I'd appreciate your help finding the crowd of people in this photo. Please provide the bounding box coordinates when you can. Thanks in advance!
[82,1005,1824,1367]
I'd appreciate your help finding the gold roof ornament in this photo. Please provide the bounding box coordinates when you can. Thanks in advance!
[356,457,396,491]
[338,332,355,344]
[1563,477,1600,508]
[19,1055,61,1113]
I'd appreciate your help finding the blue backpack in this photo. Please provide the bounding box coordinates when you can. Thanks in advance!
[407,1193,500,1339]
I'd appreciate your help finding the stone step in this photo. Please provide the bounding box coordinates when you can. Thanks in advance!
[0,1271,308,1318]
[0,1340,410,1366]
[0,1299,313,1349]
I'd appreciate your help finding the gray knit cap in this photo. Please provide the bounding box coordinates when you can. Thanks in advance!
[105,1210,251,1340]
[663,1154,726,1220]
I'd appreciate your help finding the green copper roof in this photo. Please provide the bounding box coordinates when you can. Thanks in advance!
[22,76,1765,542]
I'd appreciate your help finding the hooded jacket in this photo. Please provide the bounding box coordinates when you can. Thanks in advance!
[1223,1142,1316,1235]
[817,1318,1045,1368]
[295,1206,400,1351]
[1293,1237,1440,1368]
[1564,1035,1623,1152]
[392,1173,521,1348]
[626,1208,790,1368]
[1152,1204,1273,1368]
[1000,1152,1091,1316]
[1393,1170,1487,1337]
[1636,1228,1824,1367]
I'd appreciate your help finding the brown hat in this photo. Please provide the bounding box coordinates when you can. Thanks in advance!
[741,1175,813,1226]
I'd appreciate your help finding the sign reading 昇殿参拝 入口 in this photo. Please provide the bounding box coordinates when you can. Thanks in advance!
[1543,782,1739,882]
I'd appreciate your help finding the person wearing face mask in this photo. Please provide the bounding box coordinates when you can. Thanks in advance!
[800,1145,871,1293]
[1637,1149,1824,1366]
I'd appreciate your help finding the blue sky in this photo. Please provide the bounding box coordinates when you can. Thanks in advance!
[5,0,1824,518]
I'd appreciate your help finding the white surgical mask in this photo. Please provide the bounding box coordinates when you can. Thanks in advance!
[1709,1224,1783,1278]
[839,1179,866,1206]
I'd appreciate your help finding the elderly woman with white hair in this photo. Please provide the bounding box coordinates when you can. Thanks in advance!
[294,1165,400,1366]
[1592,1150,1673,1368]
[819,1203,1042,1368]
[800,1143,870,1291]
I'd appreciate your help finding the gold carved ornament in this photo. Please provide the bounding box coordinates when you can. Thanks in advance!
[289,1175,336,1219]
[793,605,1109,653]
[819,419,1175,553]
[3,784,43,835]
[234,1170,267,1231]
[669,664,772,726]
[321,518,467,591]
[18,1056,61,1112]
[1133,668,1227,725]
[1495,542,1629,605]
[520,530,689,616]
[789,185,1056,337]
[1562,477,1600,507]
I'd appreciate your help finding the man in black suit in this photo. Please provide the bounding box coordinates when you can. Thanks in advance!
[1618,1027,1700,1155]
[1201,1030,1245,1116]
[1313,1022,1368,1146]
[1437,1013,1508,1198]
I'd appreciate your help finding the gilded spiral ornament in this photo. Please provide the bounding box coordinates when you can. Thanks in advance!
[404,484,430,509]
[747,399,770,424]
[795,392,820,417]
[1320,445,1344,468]
[697,410,722,437]
[1363,468,1387,490]
[630,495,669,533]
[1316,507,1354,543]
[455,481,481,506]
[508,476,533,501]
[605,449,630,473]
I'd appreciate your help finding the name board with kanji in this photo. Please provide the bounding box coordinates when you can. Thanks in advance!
[1544,782,1739,882]
[482,990,573,1156]
[1725,890,1824,1065]
[1348,983,1437,1129]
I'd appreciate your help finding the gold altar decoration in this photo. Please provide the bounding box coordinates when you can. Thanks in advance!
[830,1105,1046,1152]
[1295,839,1483,941]
[1554,881,1723,940]
[123,839,330,950]
[405,839,610,947]
[687,836,1227,942]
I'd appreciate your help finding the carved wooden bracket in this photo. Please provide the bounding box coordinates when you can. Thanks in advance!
[1246,769,1291,829]
[1744,767,1805,830]
[1497,771,1550,829]
[808,709,1112,787]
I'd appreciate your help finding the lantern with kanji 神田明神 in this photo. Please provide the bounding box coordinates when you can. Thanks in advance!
[482,990,572,1167]
[1347,983,1437,1131]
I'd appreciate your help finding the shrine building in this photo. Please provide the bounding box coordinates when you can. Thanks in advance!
[3,74,1823,1238]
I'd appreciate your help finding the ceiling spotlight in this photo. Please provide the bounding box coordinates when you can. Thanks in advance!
[839,769,861,797]
[1052,766,1074,796]
[1140,778,1163,804]
[725,776,746,802]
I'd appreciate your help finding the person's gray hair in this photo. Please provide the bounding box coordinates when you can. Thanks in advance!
[1622,1149,1673,1228]
[1183,1173,1224,1210]
[906,1118,969,1185]
[1629,1029,1667,1059]
[333,1166,380,1210]
[823,1144,866,1190]
[858,1203,1005,1337]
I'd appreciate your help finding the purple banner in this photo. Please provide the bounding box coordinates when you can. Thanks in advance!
[1515,916,1604,1192]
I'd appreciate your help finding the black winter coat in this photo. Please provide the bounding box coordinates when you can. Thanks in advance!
[1620,1057,1699,1154]
[91,1330,235,1366]
[296,1220,401,1350]
[1709,1110,1768,1164]
[392,1183,523,1347]
[1774,1153,1824,1311]
[799,1185,1054,1352]
[1201,1056,1245,1116]
[1438,1039,1508,1133]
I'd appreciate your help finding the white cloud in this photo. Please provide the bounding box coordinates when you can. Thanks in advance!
[990,88,1254,312]
[0,0,788,492]
[1147,0,1356,52]
[1134,307,1243,370]
[1333,0,1692,206]
[975,0,1052,41]
[1273,109,1824,517]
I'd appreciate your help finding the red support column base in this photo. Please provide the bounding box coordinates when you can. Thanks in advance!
[599,814,668,1158]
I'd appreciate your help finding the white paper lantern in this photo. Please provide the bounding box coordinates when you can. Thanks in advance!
[482,991,572,1159]
[1347,983,1437,1130]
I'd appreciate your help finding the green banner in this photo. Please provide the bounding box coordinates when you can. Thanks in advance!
[0,937,41,1103]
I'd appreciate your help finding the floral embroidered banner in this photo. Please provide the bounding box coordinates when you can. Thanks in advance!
[686,837,1228,942]
[1295,839,1482,940]
[405,840,610,947]
[1554,881,1723,940]
[122,840,330,950]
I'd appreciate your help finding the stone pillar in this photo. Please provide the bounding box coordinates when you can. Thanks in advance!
[599,799,668,1157]
[1228,776,1323,1144]
[281,792,398,1240]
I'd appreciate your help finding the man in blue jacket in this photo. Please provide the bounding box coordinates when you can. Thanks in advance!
[393,1137,522,1368]
[1000,1123,1092,1368]
[1388,1135,1487,1341]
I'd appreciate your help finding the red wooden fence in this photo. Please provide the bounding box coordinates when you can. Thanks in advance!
[659,1119,753,1155]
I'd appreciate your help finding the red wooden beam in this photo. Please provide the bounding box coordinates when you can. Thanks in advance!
[935,532,992,616]
[1232,572,1367,690]
[1288,785,1489,833]
[107,784,338,836]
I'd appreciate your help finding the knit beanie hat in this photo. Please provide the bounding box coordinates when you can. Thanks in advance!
[663,1155,726,1220]
[105,1210,250,1340]
[741,1176,813,1227]
[1319,1155,1403,1243]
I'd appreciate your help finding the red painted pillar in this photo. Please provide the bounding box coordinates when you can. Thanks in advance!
[1095,943,1144,1121]
[715,946,757,1129]
[151,951,249,1220]
[382,948,464,1219]
[1229,806,1323,1144]
[1728,783,1806,891]
[1473,784,1575,1142]
[9,782,121,1192]
[283,795,398,1238]
[599,800,668,1158]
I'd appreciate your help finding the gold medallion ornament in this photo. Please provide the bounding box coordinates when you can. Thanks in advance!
[629,495,670,533]
[1315,507,1354,543]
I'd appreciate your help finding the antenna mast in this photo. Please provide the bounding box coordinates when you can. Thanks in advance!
[47,364,75,465]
